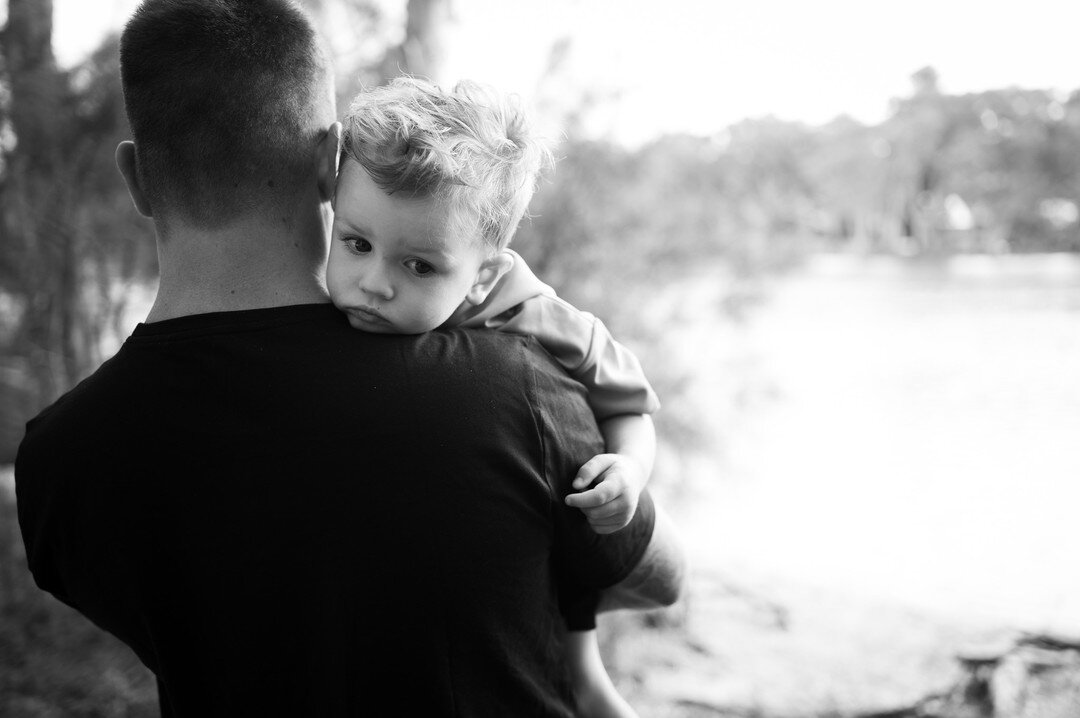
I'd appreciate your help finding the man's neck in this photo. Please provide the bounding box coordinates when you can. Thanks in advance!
[146,215,330,323]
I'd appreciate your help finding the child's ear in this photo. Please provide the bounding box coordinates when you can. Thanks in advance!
[465,250,515,306]
[318,122,342,206]
[115,141,153,218]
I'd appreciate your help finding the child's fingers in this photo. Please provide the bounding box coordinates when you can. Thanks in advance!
[564,480,620,508]
[587,514,632,534]
[589,521,628,535]
[572,454,618,490]
[581,498,630,521]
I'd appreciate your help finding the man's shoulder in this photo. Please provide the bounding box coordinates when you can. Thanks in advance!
[412,327,556,375]
[15,351,127,472]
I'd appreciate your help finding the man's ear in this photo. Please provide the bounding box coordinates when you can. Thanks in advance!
[115,141,153,218]
[318,122,342,207]
[466,250,515,306]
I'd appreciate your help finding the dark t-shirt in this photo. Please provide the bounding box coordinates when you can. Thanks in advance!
[15,303,655,717]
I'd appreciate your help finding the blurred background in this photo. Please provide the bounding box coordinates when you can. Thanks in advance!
[3,0,1080,716]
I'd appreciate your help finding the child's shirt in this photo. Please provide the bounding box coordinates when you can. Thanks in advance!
[452,250,660,420]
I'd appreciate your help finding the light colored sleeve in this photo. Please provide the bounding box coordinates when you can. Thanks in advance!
[498,294,660,419]
[455,252,659,419]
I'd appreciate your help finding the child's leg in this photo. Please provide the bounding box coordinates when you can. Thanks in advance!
[564,628,640,718]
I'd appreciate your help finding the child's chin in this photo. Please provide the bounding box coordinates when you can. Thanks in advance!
[346,315,396,334]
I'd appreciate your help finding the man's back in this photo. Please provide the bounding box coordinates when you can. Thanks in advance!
[16,304,655,717]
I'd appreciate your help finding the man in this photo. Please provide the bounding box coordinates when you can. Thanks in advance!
[15,1,686,717]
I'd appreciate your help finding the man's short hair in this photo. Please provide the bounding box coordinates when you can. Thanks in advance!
[120,0,332,228]
[342,77,552,252]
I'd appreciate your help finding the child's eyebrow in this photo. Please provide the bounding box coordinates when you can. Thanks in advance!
[404,242,454,259]
[402,239,460,265]
[334,216,371,236]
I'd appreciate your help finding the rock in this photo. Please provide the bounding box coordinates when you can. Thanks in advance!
[991,634,1080,718]
[856,632,1080,718]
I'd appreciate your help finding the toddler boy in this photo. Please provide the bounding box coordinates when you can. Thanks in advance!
[328,77,660,717]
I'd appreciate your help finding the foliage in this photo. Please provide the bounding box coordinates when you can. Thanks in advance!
[0,27,157,463]
[804,71,1080,254]
[517,67,1080,318]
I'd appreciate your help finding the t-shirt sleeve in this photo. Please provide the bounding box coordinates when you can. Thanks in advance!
[501,296,660,420]
[458,252,660,420]
[557,582,600,632]
[527,343,657,592]
[15,413,72,607]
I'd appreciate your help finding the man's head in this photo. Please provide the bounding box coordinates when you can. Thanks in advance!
[118,0,336,230]
[327,78,550,334]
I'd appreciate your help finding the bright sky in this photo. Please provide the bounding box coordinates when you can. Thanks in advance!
[49,0,1080,144]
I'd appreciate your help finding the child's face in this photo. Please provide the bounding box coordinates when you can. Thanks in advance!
[327,160,492,334]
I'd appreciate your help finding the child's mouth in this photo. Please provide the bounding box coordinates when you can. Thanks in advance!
[351,306,391,327]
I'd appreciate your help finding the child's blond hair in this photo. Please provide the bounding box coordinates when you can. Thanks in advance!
[342,77,551,252]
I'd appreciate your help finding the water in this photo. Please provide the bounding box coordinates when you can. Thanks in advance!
[677,253,1080,633]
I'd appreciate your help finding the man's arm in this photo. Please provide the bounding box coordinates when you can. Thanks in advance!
[529,336,685,610]
[596,500,686,612]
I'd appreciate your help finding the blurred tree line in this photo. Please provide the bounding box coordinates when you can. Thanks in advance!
[4,0,1080,713]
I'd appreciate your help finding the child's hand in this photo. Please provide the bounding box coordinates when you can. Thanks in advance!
[564,454,644,535]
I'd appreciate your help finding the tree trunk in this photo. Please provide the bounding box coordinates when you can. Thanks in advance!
[377,0,449,84]
[3,0,59,164]
[1,0,79,413]
[2,0,54,68]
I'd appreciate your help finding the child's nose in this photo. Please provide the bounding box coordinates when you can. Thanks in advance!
[359,265,394,301]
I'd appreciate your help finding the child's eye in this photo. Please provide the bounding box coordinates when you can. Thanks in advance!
[342,237,371,254]
[405,259,436,276]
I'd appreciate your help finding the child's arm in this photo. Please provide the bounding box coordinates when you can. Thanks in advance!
[456,250,659,415]
[456,251,660,533]
[564,414,656,535]
[565,629,641,718]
